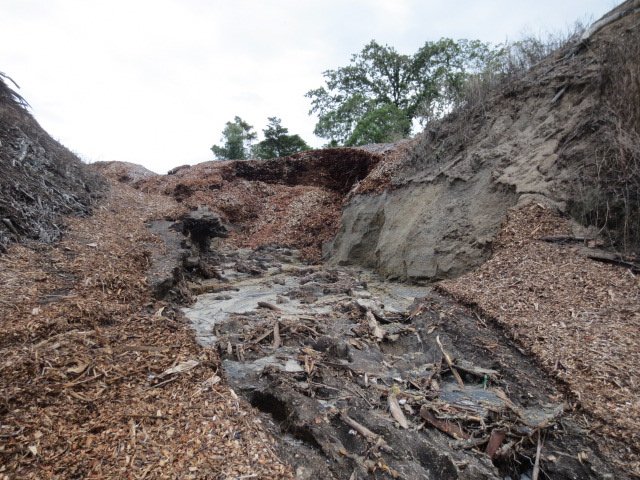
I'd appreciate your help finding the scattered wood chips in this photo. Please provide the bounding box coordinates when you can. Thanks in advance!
[0,181,293,479]
[439,204,640,477]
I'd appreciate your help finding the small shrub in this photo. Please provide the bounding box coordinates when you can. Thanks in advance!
[573,28,640,254]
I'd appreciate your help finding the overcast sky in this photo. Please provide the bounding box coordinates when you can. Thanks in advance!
[1,0,617,173]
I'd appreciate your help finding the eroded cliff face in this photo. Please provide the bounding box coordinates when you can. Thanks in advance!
[327,16,617,281]
[329,169,517,280]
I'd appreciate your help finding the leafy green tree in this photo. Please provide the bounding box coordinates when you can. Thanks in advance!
[253,117,310,159]
[306,39,496,145]
[346,104,411,146]
[211,116,257,160]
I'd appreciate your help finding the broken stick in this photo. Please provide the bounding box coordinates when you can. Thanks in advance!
[532,431,543,480]
[273,321,281,349]
[420,405,469,440]
[388,390,409,429]
[436,335,464,387]
[340,412,392,452]
[366,310,385,340]
[257,301,282,312]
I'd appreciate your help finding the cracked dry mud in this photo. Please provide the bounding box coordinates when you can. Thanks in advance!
[181,246,616,480]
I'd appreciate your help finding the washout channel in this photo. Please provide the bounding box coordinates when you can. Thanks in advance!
[150,212,619,480]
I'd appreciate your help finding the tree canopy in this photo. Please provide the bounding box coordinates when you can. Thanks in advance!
[253,117,310,159]
[306,39,497,146]
[210,116,257,160]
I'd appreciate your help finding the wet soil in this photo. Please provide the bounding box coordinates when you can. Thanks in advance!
[181,245,621,480]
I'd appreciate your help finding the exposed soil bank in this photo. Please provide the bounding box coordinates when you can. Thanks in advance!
[329,173,516,280]
[330,2,640,280]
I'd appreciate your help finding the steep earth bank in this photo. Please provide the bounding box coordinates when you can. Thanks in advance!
[329,6,639,280]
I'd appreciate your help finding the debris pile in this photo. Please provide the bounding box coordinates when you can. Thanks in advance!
[0,76,104,252]
[181,245,617,479]
[124,148,384,261]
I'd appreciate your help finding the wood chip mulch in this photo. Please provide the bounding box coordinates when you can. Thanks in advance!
[0,181,293,479]
[439,204,640,476]
[134,161,343,262]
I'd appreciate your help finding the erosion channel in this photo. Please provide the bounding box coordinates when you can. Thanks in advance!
[177,243,615,480]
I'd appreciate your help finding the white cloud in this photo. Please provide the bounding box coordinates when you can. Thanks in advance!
[0,0,616,173]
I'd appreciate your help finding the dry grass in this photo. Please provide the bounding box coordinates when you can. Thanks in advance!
[572,26,640,254]
[0,181,293,479]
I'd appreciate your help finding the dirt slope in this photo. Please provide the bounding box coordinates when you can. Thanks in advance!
[440,204,640,476]
[117,148,382,261]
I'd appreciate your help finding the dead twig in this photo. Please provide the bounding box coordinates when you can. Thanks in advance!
[388,390,409,429]
[366,310,385,340]
[340,412,392,452]
[420,405,469,440]
[436,335,464,387]
[532,431,543,480]
[258,301,281,312]
[272,320,282,349]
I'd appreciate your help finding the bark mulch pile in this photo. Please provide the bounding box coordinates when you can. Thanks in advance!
[439,203,640,476]
[134,160,344,262]
[0,181,293,479]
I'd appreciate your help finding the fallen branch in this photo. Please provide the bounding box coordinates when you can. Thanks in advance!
[580,1,640,44]
[272,321,281,349]
[388,390,409,429]
[454,359,499,380]
[586,253,640,273]
[539,235,587,244]
[436,335,464,387]
[340,412,392,452]
[257,301,281,312]
[485,429,506,459]
[532,431,543,480]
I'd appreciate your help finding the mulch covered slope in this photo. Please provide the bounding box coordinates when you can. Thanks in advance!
[439,204,640,476]
[0,181,292,479]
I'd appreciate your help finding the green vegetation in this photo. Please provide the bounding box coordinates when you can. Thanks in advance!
[211,116,257,160]
[212,116,310,160]
[253,117,310,159]
[306,39,497,146]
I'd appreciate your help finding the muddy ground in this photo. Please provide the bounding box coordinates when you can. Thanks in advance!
[172,235,623,480]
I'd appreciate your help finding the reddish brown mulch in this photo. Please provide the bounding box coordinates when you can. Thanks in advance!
[132,160,344,261]
[439,204,640,476]
[0,181,293,479]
